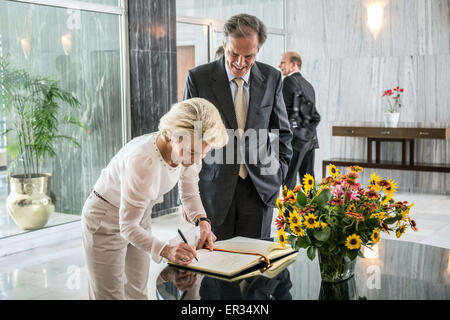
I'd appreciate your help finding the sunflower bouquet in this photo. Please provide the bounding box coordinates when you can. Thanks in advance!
[276,164,417,282]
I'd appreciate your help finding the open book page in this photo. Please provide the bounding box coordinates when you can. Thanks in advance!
[213,236,294,260]
[168,236,296,277]
[191,251,299,282]
[185,249,263,277]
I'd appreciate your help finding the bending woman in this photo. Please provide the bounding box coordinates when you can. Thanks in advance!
[81,98,228,300]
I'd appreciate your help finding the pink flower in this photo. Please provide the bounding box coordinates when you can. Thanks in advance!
[275,215,286,230]
[331,184,343,197]
[346,190,360,201]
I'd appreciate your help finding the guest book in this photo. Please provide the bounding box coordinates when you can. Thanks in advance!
[168,236,298,280]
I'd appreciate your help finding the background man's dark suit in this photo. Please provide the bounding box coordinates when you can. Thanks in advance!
[183,56,292,239]
[282,72,320,190]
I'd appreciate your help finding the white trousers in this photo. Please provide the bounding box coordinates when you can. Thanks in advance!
[81,192,151,300]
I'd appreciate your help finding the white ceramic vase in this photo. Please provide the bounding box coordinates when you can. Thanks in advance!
[383,112,400,127]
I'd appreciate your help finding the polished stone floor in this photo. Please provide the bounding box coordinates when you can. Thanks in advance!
[0,191,449,300]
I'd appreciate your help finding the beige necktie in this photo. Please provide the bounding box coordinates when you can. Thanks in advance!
[233,77,248,179]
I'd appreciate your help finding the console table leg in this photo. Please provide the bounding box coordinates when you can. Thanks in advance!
[322,162,327,179]
[410,140,415,165]
[368,138,373,163]
[402,140,407,164]
[376,141,380,163]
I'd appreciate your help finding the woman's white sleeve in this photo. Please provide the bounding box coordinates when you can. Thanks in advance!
[179,163,207,223]
[118,155,167,263]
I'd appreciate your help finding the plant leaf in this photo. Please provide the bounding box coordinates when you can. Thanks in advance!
[307,246,317,260]
[296,191,308,207]
[346,249,359,261]
[313,189,332,209]
[313,226,331,242]
[296,236,310,249]
[384,215,402,225]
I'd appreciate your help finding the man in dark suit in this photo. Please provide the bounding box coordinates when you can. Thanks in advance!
[183,14,292,240]
[278,51,321,190]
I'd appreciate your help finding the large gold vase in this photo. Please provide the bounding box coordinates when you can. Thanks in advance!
[6,173,55,230]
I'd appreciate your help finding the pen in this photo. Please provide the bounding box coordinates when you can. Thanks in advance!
[177,229,199,262]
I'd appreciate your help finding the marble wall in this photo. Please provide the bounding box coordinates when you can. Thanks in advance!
[286,0,450,194]
[128,0,179,215]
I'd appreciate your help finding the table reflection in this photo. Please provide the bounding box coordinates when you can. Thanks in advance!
[156,239,450,300]
[157,266,293,300]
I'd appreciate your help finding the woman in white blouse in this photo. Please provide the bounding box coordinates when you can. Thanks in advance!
[81,98,228,300]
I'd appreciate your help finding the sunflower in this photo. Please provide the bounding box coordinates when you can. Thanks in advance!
[345,234,362,250]
[404,203,414,215]
[399,209,409,222]
[381,194,393,205]
[277,229,287,247]
[314,221,328,229]
[328,164,339,178]
[303,213,318,229]
[384,179,398,196]
[369,173,381,192]
[377,179,391,191]
[291,223,305,236]
[395,224,406,238]
[346,204,356,213]
[281,185,289,199]
[276,197,282,211]
[371,228,380,243]
[288,212,301,226]
[302,173,315,193]
[284,190,297,204]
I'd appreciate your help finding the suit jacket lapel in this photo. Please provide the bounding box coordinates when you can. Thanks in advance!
[211,57,238,129]
[246,62,267,130]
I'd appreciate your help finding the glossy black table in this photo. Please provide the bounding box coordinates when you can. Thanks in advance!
[155,239,450,300]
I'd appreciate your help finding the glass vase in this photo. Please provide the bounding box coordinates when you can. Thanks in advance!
[318,277,359,300]
[318,250,357,283]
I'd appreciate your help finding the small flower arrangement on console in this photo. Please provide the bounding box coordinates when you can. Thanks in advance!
[382,86,404,113]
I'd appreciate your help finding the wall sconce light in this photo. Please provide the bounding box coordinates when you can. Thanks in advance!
[20,36,31,59]
[151,24,166,39]
[61,32,72,56]
[367,4,384,37]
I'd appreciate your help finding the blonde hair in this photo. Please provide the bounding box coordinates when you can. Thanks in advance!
[159,98,228,149]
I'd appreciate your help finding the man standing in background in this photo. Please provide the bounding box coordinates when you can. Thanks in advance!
[183,14,292,240]
[279,51,320,190]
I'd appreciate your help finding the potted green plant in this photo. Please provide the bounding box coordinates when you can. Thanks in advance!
[0,55,84,230]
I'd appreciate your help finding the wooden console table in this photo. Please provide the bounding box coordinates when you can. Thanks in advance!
[322,125,450,178]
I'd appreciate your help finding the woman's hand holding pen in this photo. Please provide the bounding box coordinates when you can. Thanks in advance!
[161,243,197,265]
